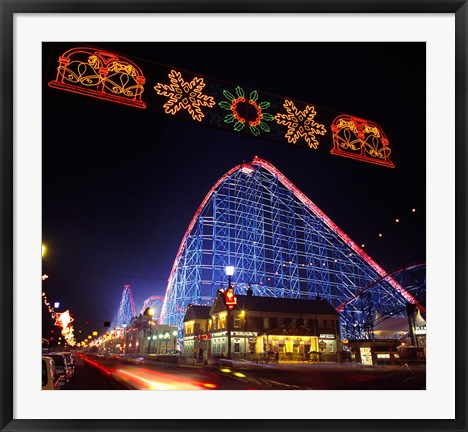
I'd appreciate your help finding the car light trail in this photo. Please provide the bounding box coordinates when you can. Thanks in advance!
[113,366,216,390]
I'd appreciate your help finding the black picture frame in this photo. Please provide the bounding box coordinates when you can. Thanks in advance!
[1,1,467,432]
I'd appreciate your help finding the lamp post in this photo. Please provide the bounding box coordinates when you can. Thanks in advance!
[122,323,127,355]
[147,335,151,354]
[172,330,178,352]
[152,334,157,354]
[164,332,170,354]
[225,265,234,287]
[224,266,236,359]
[143,308,155,354]
[158,333,164,354]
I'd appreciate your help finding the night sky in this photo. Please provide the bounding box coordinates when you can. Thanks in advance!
[42,42,425,340]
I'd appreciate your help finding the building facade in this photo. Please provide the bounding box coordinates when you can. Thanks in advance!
[125,313,178,355]
[183,289,341,362]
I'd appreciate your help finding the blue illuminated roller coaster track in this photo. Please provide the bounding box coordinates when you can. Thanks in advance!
[160,156,424,339]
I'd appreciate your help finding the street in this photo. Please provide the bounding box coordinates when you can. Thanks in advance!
[63,354,425,391]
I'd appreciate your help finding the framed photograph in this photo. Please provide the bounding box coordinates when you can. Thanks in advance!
[1,2,466,432]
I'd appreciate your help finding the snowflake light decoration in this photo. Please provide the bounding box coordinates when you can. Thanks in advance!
[275,100,327,149]
[154,70,215,121]
[219,86,274,136]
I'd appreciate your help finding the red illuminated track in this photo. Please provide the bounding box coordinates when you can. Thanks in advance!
[161,156,423,321]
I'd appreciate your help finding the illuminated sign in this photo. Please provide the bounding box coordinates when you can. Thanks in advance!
[376,353,390,359]
[415,326,426,335]
[360,347,373,366]
[231,331,257,337]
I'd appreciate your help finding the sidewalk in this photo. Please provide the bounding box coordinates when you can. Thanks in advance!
[178,357,426,372]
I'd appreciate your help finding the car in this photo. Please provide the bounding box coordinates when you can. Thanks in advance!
[47,353,70,388]
[56,352,75,378]
[42,356,59,390]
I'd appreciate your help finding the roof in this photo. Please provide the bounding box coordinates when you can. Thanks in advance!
[211,292,339,316]
[183,304,212,322]
[373,317,409,332]
[373,311,426,332]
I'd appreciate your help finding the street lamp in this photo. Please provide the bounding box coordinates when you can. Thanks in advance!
[172,330,178,352]
[224,266,236,359]
[225,265,235,286]
[122,323,127,355]
[158,333,164,354]
[164,332,170,354]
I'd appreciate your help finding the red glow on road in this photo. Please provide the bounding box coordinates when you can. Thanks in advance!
[112,366,217,390]
[80,355,112,376]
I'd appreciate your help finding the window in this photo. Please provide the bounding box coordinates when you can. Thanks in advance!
[234,317,241,328]
[263,318,270,329]
[234,342,240,353]
[219,315,226,329]
[327,319,333,328]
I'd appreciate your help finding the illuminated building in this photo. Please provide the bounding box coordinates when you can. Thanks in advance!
[183,290,340,362]
[182,305,212,359]
[124,314,178,355]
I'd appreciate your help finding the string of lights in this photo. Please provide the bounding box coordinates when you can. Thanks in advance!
[42,288,77,347]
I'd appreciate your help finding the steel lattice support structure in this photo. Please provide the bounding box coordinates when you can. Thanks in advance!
[160,157,424,338]
[116,284,137,328]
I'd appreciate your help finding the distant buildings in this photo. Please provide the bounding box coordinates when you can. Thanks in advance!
[124,311,178,355]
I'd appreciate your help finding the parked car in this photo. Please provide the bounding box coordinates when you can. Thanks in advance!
[42,356,59,390]
[47,353,70,388]
[56,352,75,377]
